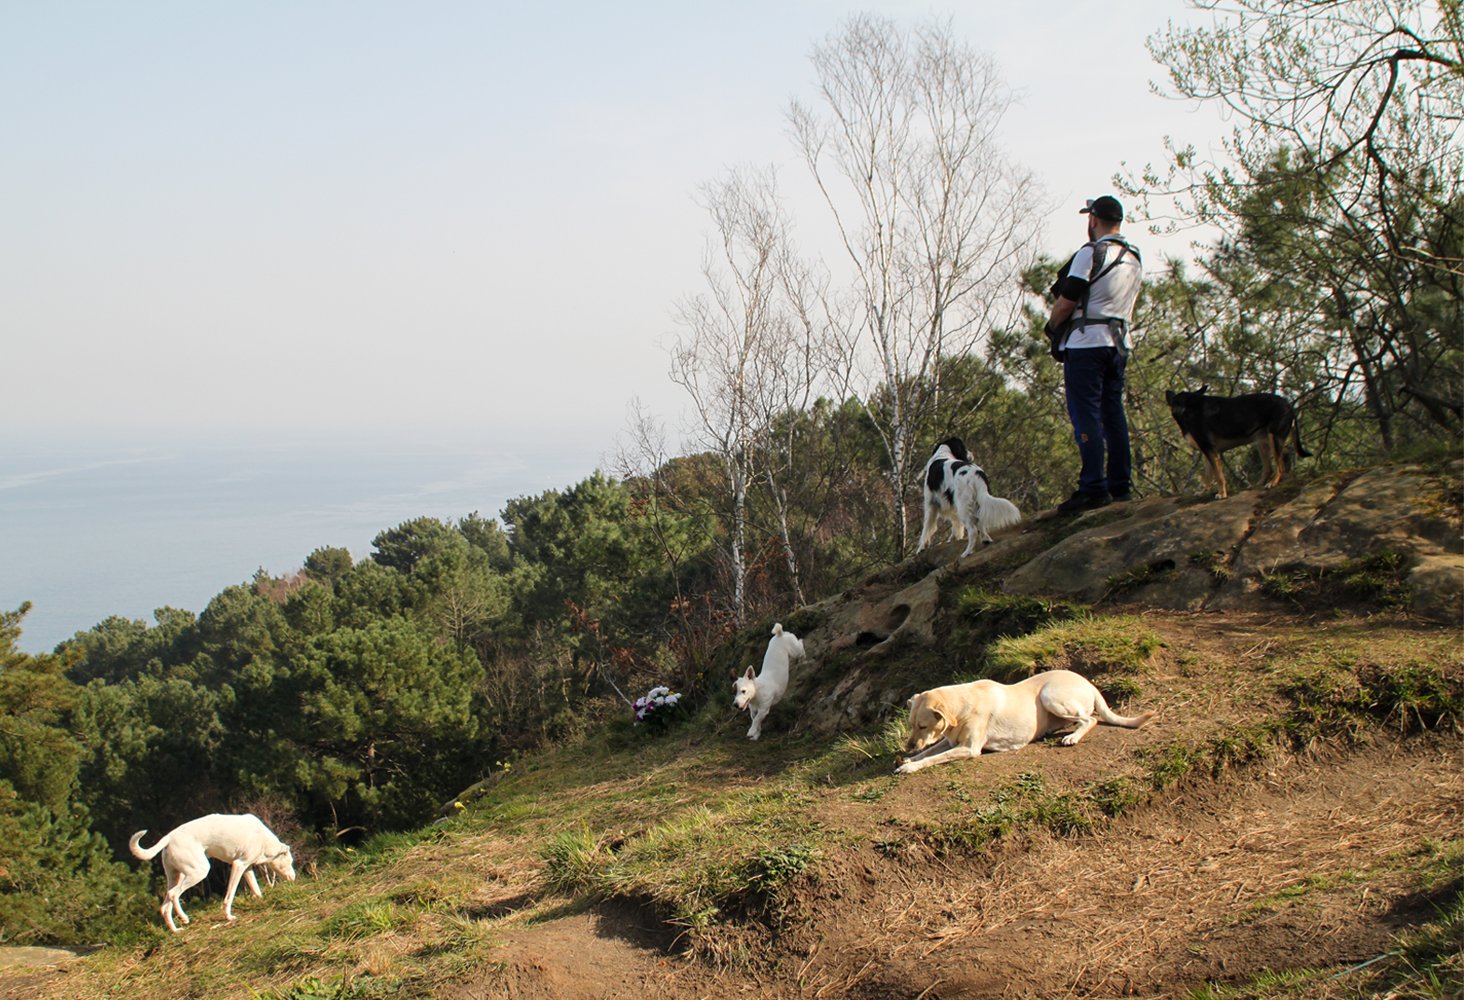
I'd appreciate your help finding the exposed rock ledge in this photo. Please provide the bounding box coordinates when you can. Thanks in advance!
[781,462,1460,736]
[1004,463,1462,620]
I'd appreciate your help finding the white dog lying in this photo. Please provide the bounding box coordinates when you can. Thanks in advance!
[897,670,1153,774]
[130,812,296,932]
[915,437,1022,558]
[733,622,806,740]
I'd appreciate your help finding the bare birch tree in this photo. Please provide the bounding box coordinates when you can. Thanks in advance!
[669,166,802,625]
[789,15,1043,556]
[745,250,837,608]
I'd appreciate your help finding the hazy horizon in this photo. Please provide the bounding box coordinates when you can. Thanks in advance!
[2,431,608,653]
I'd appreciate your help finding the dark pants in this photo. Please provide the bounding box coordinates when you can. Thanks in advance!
[1064,347,1131,497]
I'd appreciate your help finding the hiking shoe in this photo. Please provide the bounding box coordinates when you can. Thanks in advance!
[1110,491,1133,502]
[1057,491,1111,513]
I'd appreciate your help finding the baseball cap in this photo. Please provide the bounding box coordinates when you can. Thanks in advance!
[1079,196,1124,222]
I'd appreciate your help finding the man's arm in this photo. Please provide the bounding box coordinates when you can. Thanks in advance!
[1048,295,1078,329]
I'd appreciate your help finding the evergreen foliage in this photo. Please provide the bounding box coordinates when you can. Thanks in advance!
[0,604,152,945]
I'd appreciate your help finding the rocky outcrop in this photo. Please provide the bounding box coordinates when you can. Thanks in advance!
[1003,463,1462,619]
[784,462,1462,736]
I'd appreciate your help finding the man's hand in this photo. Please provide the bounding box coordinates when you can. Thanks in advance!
[1044,320,1065,362]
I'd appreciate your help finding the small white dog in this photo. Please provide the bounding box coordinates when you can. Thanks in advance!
[733,623,806,740]
[130,812,297,932]
[915,437,1022,558]
[897,670,1154,774]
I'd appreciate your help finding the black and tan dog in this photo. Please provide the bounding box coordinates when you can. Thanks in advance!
[1165,386,1312,499]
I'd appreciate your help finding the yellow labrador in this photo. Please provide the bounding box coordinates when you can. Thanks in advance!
[897,670,1153,774]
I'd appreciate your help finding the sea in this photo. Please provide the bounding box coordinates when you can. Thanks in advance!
[1,431,610,654]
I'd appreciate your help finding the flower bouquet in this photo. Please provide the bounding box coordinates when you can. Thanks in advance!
[633,685,686,733]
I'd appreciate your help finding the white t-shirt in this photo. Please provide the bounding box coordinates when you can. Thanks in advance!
[1064,235,1143,349]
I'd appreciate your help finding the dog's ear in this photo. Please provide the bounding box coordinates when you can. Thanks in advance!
[1199,383,1209,395]
[1165,390,1176,403]
[744,665,756,680]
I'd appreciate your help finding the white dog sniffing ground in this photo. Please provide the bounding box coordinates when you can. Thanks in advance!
[130,812,296,932]
[897,670,1153,774]
[915,437,1022,558]
[733,623,806,740]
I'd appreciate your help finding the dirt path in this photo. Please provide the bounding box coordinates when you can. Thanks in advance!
[0,948,89,1000]
[459,739,1460,999]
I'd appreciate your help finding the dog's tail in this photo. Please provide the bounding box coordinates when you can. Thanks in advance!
[1094,692,1154,729]
[975,493,1023,534]
[1291,417,1312,459]
[129,830,170,862]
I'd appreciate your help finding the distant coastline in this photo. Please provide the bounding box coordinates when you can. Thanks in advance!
[0,432,605,653]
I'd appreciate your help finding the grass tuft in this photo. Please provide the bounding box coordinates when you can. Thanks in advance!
[251,975,378,1000]
[323,900,412,941]
[1260,549,1412,611]
[1103,559,1177,597]
[540,825,610,896]
[953,588,1084,640]
[1281,659,1462,746]
[983,613,1164,682]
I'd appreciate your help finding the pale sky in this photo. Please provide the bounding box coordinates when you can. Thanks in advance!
[2,1,1229,449]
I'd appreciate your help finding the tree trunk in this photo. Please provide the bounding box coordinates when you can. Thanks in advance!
[890,424,909,560]
[768,477,806,608]
[730,458,748,627]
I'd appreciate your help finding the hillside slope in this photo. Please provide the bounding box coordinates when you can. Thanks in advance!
[4,464,1460,1000]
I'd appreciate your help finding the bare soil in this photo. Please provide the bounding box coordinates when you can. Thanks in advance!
[448,611,1462,999]
[450,740,1461,1000]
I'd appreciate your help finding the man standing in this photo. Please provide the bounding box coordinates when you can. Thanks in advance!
[1045,195,1143,512]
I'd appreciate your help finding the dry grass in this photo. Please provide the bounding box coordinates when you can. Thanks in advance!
[10,610,1461,1000]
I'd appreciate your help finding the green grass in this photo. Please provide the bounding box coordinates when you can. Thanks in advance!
[1259,549,1413,611]
[1102,559,1177,597]
[539,825,606,895]
[322,899,418,941]
[252,977,379,1000]
[982,613,1164,682]
[1188,548,1234,583]
[952,588,1084,640]
[1279,656,1462,747]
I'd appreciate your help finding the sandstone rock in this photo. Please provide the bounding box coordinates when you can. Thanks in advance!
[1003,496,1253,607]
[783,463,1461,734]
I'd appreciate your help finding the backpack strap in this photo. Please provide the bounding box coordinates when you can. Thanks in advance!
[1076,237,1138,353]
[1079,237,1136,312]
[1050,237,1139,359]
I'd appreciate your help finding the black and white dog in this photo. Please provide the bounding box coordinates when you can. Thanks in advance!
[915,438,1022,558]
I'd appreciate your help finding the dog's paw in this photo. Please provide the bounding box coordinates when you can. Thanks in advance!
[1060,733,1082,746]
[895,760,917,775]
